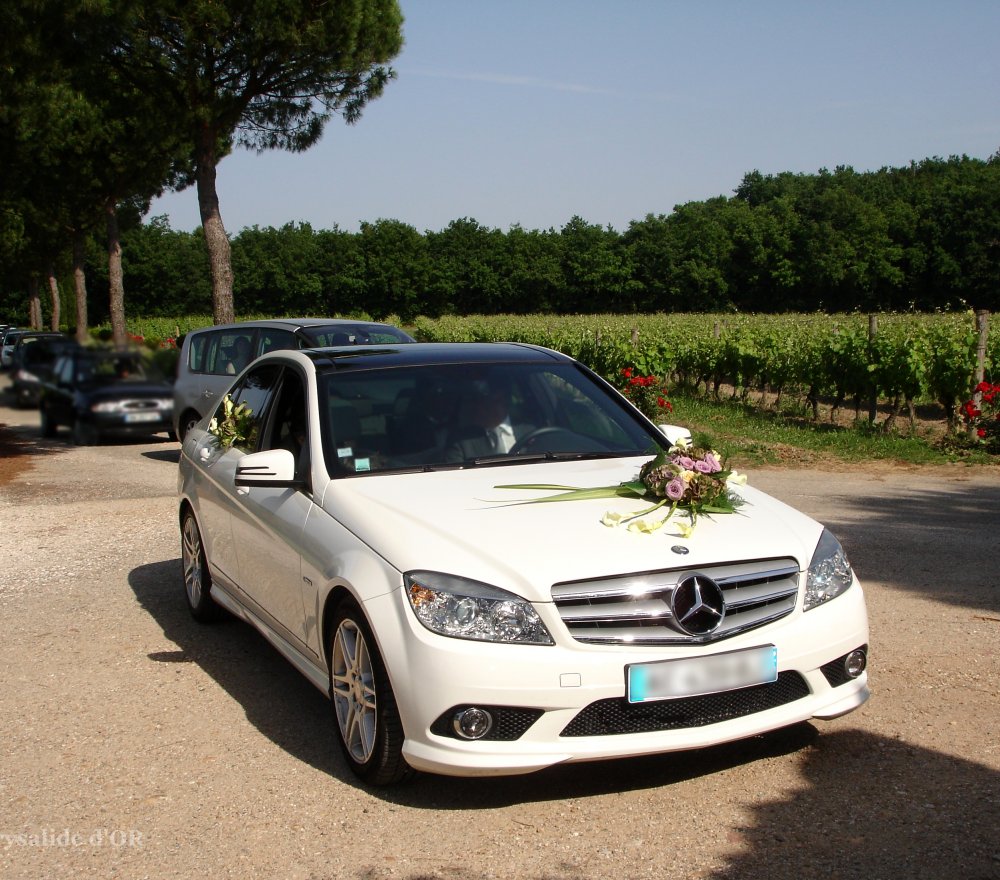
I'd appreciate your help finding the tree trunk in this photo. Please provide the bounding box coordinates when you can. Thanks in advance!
[72,228,89,344]
[28,276,42,329]
[106,200,127,347]
[196,127,234,325]
[46,263,61,331]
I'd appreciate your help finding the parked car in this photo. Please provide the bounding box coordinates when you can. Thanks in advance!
[40,348,174,444]
[1,329,27,368]
[172,318,415,441]
[3,330,69,373]
[10,334,81,407]
[177,343,870,785]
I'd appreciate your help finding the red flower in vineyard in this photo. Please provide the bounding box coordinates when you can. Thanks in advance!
[962,381,1000,450]
[619,367,672,420]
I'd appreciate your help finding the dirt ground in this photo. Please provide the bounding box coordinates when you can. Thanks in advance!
[1,374,998,880]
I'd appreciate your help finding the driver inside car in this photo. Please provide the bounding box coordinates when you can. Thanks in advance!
[444,373,535,461]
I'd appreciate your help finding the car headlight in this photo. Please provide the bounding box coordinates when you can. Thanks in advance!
[405,571,554,645]
[804,529,855,611]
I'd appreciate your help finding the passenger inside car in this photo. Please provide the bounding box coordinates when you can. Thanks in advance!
[225,337,253,374]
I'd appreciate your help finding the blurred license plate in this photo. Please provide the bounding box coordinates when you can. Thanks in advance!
[627,645,777,703]
[124,412,160,423]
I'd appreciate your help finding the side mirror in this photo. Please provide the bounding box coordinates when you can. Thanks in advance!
[235,448,301,488]
[658,424,692,447]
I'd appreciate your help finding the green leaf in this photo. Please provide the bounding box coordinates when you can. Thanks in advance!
[494,483,647,503]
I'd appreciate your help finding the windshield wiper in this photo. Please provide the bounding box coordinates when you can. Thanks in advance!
[470,451,626,466]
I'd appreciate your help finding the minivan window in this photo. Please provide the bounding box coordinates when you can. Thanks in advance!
[260,329,297,354]
[188,330,256,376]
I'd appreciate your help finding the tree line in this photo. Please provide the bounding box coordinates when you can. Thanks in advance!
[9,152,993,326]
[1,3,997,328]
[0,0,403,340]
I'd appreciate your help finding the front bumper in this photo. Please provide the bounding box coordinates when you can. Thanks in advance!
[87,412,174,436]
[364,582,870,777]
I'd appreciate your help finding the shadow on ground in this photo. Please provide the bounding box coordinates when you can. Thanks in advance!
[705,729,1000,880]
[816,481,1000,615]
[129,558,999,880]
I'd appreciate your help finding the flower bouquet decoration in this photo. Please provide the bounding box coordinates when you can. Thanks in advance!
[208,395,257,449]
[497,437,746,537]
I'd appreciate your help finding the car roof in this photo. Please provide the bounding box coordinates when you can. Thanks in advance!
[21,337,79,354]
[10,331,65,343]
[263,342,575,374]
[18,331,68,340]
[187,318,404,334]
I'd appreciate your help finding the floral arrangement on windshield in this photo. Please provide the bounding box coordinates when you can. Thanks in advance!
[497,437,746,537]
[962,381,1000,451]
[208,395,257,449]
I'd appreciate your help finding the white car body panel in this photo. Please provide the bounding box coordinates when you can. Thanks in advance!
[317,459,822,602]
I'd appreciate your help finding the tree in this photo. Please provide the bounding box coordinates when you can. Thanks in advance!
[1,1,194,342]
[232,222,323,314]
[426,219,512,315]
[504,225,564,314]
[103,0,404,325]
[359,219,429,320]
[558,216,634,313]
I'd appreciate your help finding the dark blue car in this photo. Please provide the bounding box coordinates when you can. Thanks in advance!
[40,349,175,445]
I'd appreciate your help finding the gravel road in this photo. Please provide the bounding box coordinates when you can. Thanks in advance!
[1,375,998,880]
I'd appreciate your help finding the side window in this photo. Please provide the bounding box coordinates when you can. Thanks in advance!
[187,332,210,373]
[217,364,282,453]
[206,331,256,377]
[259,329,297,355]
[55,357,73,384]
[263,372,310,483]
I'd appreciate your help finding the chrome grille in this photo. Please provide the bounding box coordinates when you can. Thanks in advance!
[551,558,800,645]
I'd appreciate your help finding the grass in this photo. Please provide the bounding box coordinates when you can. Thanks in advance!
[667,391,998,469]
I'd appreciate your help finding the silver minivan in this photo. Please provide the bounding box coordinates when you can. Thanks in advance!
[172,318,414,439]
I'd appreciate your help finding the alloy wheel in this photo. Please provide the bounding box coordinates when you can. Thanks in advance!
[331,618,377,765]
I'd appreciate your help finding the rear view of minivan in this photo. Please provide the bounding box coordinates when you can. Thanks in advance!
[172,318,414,440]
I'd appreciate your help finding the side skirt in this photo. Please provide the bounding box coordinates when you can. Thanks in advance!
[209,579,331,698]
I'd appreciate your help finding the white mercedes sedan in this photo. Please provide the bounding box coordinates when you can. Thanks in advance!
[177,342,870,784]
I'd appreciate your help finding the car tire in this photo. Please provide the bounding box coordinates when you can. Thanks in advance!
[40,408,57,438]
[71,418,100,446]
[181,509,224,623]
[177,410,201,443]
[329,601,413,786]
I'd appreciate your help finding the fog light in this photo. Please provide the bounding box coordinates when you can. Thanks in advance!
[453,707,493,740]
[844,649,867,678]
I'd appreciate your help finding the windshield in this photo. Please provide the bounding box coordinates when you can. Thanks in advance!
[301,324,413,347]
[318,361,663,476]
[74,354,165,385]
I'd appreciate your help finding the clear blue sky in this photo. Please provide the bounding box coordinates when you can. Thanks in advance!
[149,0,1000,235]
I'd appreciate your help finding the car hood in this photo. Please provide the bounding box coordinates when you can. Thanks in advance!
[79,381,173,400]
[320,458,824,601]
